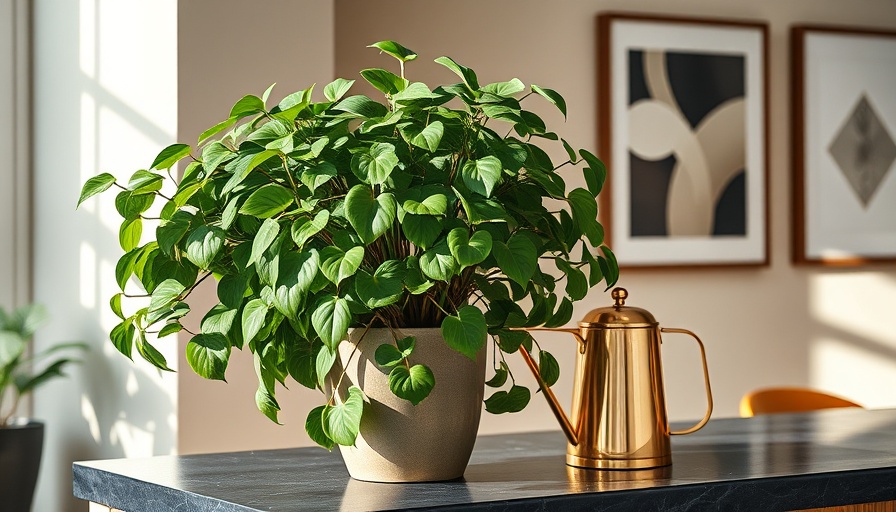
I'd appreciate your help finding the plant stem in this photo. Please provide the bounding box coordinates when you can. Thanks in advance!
[328,322,373,404]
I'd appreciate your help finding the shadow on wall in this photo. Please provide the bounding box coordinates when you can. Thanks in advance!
[33,0,179,511]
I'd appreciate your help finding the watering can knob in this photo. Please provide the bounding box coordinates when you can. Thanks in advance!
[612,287,628,307]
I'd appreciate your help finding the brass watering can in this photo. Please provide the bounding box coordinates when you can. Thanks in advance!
[518,288,713,470]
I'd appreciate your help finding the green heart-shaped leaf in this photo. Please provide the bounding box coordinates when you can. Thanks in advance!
[555,258,588,302]
[492,234,537,287]
[311,297,350,351]
[404,256,434,295]
[531,84,567,118]
[255,385,280,424]
[185,225,225,270]
[333,95,389,119]
[135,332,173,372]
[323,78,355,102]
[129,170,163,193]
[461,156,502,197]
[447,228,492,268]
[368,41,418,62]
[200,304,237,335]
[484,385,531,414]
[320,246,364,285]
[375,336,415,367]
[201,141,236,174]
[323,385,365,446]
[419,241,457,282]
[285,340,318,390]
[157,210,193,256]
[401,186,449,216]
[360,68,408,95]
[375,344,404,368]
[401,214,442,249]
[151,143,192,170]
[249,218,281,266]
[545,297,574,328]
[486,361,509,388]
[305,405,335,450]
[538,350,560,387]
[399,121,444,152]
[273,250,319,319]
[241,298,269,345]
[119,218,143,252]
[217,271,250,310]
[148,279,185,313]
[567,187,603,246]
[480,78,525,97]
[186,333,231,381]
[316,345,337,390]
[158,323,182,338]
[115,190,154,220]
[351,142,399,185]
[388,364,435,406]
[345,184,396,243]
[77,173,116,207]
[291,210,329,249]
[441,305,486,360]
[434,55,479,91]
[355,260,405,309]
[240,184,295,219]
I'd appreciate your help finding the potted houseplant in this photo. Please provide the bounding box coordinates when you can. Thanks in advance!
[78,41,619,481]
[0,303,85,511]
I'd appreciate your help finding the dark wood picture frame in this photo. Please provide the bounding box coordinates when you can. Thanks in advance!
[597,13,770,269]
[792,25,896,266]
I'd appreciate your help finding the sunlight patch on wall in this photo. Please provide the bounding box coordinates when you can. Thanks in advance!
[810,272,896,347]
[810,336,896,409]
[95,0,177,139]
[112,419,158,458]
[81,394,101,443]
[808,272,896,409]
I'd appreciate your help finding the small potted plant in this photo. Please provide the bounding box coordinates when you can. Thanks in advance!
[0,303,86,511]
[78,41,618,482]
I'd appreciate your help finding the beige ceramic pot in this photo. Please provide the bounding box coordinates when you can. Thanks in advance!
[333,327,486,482]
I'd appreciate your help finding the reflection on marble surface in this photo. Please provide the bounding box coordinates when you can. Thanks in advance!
[74,408,896,511]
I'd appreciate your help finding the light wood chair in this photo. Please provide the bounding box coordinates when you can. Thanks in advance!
[739,387,862,417]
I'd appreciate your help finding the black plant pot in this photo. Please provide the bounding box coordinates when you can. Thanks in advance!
[0,420,44,512]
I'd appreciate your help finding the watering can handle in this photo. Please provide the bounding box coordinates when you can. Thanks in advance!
[661,327,714,435]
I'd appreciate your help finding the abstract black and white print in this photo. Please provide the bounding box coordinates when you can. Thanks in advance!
[627,49,747,238]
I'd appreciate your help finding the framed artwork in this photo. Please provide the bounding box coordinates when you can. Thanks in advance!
[793,26,896,266]
[597,14,769,268]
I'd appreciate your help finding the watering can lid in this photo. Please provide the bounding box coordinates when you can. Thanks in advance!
[579,288,658,328]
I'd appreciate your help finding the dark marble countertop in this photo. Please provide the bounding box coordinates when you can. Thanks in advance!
[73,407,896,511]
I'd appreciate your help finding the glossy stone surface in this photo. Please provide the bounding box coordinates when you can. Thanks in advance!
[74,408,896,511]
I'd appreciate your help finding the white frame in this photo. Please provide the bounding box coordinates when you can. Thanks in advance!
[794,26,896,265]
[598,14,768,268]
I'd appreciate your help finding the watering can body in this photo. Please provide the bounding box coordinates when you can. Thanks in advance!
[519,288,713,470]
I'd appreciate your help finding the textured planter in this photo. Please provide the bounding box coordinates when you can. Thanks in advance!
[0,420,44,512]
[335,328,486,482]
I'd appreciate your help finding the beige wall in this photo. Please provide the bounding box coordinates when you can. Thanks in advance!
[175,0,896,452]
[176,0,336,454]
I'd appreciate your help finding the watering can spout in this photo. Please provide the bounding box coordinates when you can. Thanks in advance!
[515,328,585,447]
